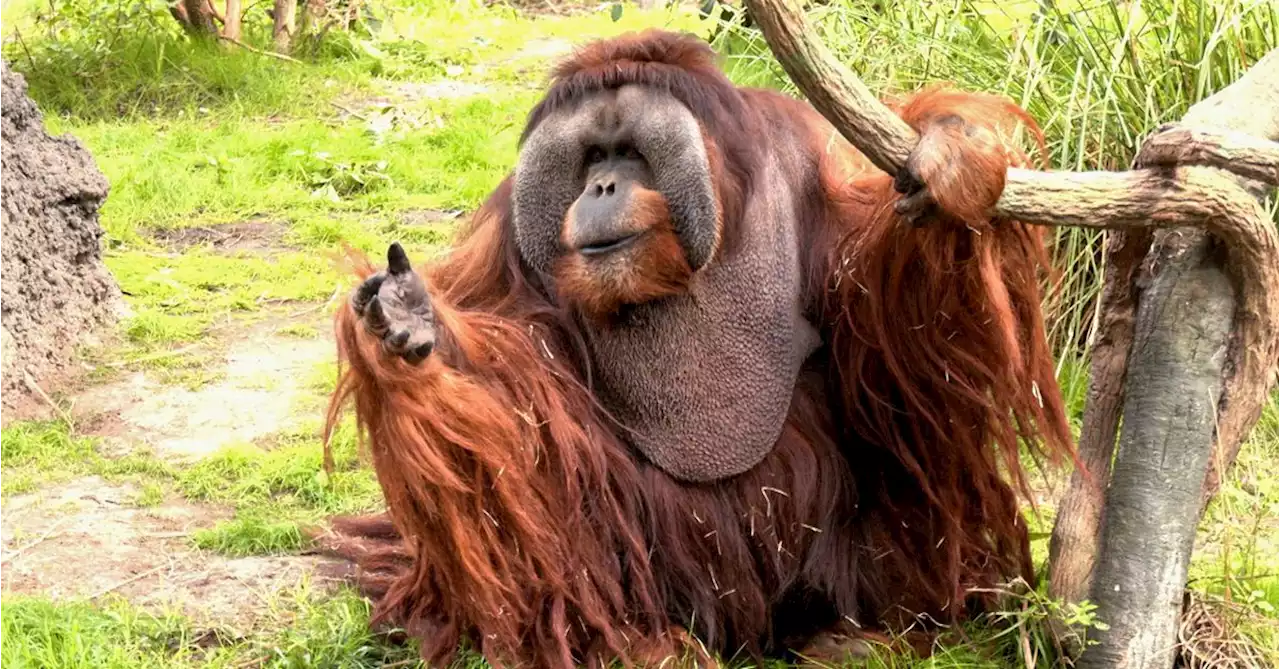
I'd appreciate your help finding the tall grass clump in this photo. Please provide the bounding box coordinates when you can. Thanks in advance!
[0,0,377,120]
[711,0,1277,364]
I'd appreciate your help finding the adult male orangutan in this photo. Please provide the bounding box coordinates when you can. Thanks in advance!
[321,28,1073,668]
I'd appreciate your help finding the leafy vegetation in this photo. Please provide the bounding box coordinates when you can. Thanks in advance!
[1,0,1275,666]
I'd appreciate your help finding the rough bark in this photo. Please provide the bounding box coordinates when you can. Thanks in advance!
[740,2,1279,667]
[1082,236,1237,668]
[273,0,297,53]
[1046,227,1149,603]
[0,62,122,415]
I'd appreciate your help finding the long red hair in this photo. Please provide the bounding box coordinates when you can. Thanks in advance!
[320,30,1073,668]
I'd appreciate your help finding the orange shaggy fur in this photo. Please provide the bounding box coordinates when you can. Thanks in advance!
[320,30,1073,669]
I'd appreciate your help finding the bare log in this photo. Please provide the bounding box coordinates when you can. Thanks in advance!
[740,1,1279,667]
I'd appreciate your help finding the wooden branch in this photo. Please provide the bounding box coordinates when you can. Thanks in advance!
[1136,124,1279,186]
[998,165,1273,238]
[742,0,914,173]
[217,35,303,63]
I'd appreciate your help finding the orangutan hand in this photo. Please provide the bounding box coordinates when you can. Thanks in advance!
[352,243,437,364]
[892,114,1005,226]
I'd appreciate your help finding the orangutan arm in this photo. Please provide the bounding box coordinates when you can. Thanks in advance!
[821,88,1074,535]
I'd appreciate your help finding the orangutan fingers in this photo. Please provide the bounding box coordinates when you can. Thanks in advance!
[892,161,925,196]
[352,273,385,316]
[363,295,391,336]
[893,187,937,227]
[402,342,434,365]
[892,149,942,226]
[387,241,413,276]
[381,320,436,364]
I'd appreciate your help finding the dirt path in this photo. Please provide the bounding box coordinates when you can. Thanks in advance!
[2,476,348,629]
[1,227,351,626]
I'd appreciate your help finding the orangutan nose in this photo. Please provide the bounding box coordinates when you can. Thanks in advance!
[569,177,641,256]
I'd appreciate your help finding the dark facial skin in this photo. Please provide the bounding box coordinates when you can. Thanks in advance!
[511,85,722,274]
[567,143,655,256]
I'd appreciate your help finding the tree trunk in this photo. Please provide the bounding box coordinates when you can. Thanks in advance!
[169,0,219,37]
[1046,227,1149,603]
[273,0,297,53]
[1076,48,1280,669]
[222,0,242,42]
[1077,238,1235,668]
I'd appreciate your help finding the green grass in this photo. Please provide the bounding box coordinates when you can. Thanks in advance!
[1,421,101,495]
[70,94,529,242]
[1,586,434,669]
[176,420,382,556]
[0,596,216,669]
[192,513,309,555]
[0,421,174,496]
[107,249,341,344]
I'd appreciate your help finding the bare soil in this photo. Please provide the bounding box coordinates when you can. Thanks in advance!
[146,220,290,254]
[72,318,336,462]
[1,477,346,628]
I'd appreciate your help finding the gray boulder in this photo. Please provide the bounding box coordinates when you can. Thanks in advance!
[2,60,122,412]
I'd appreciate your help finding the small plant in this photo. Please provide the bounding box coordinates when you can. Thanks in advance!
[968,579,1110,666]
[133,482,167,508]
[291,150,393,201]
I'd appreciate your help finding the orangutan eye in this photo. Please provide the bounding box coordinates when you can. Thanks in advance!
[584,146,606,165]
[620,145,642,161]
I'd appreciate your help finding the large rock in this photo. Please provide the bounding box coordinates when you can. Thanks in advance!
[1,61,121,412]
